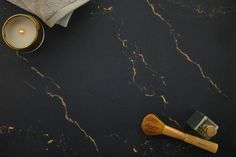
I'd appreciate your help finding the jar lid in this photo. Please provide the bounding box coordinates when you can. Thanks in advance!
[205,125,217,137]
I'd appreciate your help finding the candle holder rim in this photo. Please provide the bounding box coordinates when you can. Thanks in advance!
[2,13,40,51]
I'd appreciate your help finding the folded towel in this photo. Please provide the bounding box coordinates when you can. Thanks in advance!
[6,0,90,27]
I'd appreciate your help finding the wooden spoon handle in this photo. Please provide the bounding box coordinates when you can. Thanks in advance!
[184,134,218,153]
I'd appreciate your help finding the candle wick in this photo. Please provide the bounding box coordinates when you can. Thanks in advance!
[19,29,25,34]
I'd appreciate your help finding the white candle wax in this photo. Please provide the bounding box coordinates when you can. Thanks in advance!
[3,15,37,49]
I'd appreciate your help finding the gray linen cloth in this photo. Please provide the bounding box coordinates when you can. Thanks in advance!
[6,0,90,27]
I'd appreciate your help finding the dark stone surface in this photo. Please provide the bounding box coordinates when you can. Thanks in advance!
[0,0,236,156]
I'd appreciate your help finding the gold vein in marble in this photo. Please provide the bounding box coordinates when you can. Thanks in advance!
[47,139,54,144]
[0,126,15,131]
[132,146,138,153]
[46,92,99,152]
[140,140,154,155]
[145,0,226,96]
[129,63,155,96]
[117,34,168,103]
[174,0,236,17]
[15,52,61,90]
[160,95,169,104]
[99,2,113,14]
[142,87,156,97]
[117,34,128,48]
[23,81,37,90]
[138,53,162,81]
[173,34,226,96]
[16,52,29,63]
[145,92,156,97]
[31,66,61,89]
[145,0,172,28]
[129,58,137,83]
[138,53,148,66]
[103,6,113,12]
[109,133,154,155]
[14,51,99,153]
[31,67,45,78]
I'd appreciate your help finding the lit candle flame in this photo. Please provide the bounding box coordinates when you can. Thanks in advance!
[19,29,25,34]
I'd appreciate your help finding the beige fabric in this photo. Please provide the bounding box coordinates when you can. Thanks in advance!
[6,0,90,27]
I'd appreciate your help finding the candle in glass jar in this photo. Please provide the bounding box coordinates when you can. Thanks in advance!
[2,14,45,53]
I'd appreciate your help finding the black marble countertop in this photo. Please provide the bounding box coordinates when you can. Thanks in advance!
[0,0,236,157]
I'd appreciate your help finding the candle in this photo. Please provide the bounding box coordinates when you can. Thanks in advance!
[2,14,45,53]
